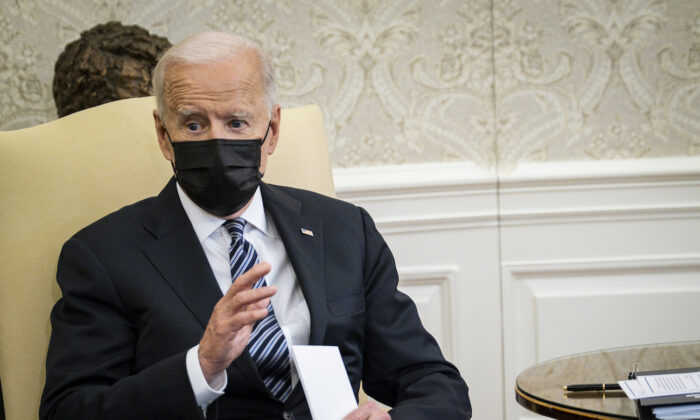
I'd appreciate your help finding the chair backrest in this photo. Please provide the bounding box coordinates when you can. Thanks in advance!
[0,96,334,420]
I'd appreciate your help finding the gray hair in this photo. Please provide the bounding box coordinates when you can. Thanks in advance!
[152,32,277,119]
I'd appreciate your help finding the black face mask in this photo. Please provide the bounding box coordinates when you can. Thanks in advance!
[165,122,271,217]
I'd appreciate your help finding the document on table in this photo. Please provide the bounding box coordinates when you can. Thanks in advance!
[291,345,358,420]
[653,403,700,420]
[618,371,700,400]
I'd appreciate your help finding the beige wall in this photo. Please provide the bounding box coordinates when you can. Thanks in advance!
[1,0,698,169]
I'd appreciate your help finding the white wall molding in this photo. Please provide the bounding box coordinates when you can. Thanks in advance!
[374,212,499,234]
[501,254,700,420]
[334,157,700,198]
[397,266,460,362]
[336,158,700,234]
[334,162,500,229]
[499,204,700,226]
[499,178,700,193]
[332,156,700,420]
[502,254,700,278]
[497,156,700,188]
[333,162,497,200]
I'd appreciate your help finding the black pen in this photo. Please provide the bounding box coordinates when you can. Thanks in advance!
[563,383,622,392]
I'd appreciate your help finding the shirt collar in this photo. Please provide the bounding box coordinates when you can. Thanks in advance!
[176,183,274,242]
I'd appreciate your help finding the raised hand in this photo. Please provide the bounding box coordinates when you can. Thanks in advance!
[198,262,277,383]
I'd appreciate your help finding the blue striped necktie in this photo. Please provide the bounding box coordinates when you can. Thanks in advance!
[223,218,293,402]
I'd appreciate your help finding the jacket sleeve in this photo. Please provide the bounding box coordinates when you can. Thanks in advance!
[40,237,205,420]
[358,208,472,419]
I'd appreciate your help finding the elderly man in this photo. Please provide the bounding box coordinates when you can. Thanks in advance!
[40,32,471,420]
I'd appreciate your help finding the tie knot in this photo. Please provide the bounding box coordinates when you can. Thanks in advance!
[223,217,246,239]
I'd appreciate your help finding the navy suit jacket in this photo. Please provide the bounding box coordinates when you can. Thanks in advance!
[41,179,471,419]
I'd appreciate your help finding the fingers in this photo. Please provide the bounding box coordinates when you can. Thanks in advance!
[227,286,276,312]
[343,402,391,420]
[212,292,272,336]
[227,262,271,294]
[248,296,270,311]
[198,262,277,382]
[370,411,391,420]
[220,262,277,313]
[226,303,269,328]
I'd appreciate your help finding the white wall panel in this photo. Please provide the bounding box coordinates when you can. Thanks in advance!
[334,156,700,420]
[500,158,700,420]
[397,266,459,361]
[502,257,700,420]
[337,162,505,419]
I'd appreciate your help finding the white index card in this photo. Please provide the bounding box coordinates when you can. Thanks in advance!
[291,345,358,420]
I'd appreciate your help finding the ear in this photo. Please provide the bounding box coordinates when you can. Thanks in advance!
[153,110,173,162]
[266,104,281,155]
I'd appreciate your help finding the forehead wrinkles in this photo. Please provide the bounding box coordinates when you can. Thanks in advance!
[163,59,266,114]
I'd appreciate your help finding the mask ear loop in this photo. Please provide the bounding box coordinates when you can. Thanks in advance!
[162,125,178,177]
[258,120,273,168]
[260,120,272,145]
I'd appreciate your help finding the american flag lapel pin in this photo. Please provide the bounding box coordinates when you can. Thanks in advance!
[300,228,314,237]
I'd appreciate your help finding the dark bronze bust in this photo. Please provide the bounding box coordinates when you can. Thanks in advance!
[53,22,171,117]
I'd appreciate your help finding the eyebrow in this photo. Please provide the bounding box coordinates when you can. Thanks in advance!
[224,111,254,120]
[175,109,204,120]
[175,109,254,120]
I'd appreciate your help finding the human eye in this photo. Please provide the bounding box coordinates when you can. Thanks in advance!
[186,122,201,132]
[230,119,247,129]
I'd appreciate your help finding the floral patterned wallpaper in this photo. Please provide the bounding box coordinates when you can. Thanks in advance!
[494,0,700,168]
[1,0,698,169]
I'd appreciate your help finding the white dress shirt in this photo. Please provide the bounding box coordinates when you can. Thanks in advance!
[177,184,311,409]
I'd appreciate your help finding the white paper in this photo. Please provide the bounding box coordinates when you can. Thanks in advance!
[619,371,700,400]
[619,379,647,399]
[654,402,700,420]
[291,345,358,420]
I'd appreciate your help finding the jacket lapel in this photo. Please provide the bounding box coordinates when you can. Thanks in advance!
[141,178,222,329]
[261,183,327,346]
[261,183,328,406]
